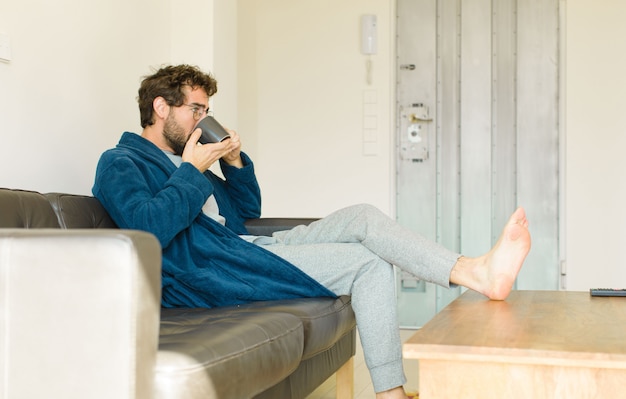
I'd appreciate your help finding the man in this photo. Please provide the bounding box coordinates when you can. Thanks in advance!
[93,64,531,399]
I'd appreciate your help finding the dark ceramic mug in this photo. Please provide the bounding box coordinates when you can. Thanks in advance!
[196,116,231,144]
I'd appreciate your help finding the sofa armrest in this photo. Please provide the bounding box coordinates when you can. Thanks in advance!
[245,218,319,236]
[0,229,162,399]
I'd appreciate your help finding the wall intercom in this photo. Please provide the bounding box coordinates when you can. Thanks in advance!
[361,15,377,55]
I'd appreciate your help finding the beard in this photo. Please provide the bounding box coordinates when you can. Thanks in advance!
[163,113,189,156]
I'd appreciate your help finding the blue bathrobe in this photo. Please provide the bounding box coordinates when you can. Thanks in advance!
[93,132,334,308]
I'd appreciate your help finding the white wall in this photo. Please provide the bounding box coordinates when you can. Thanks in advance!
[236,0,394,218]
[0,1,162,194]
[0,0,215,195]
[212,1,239,132]
[565,0,626,290]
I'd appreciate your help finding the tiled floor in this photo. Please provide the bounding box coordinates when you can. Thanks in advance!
[306,329,420,398]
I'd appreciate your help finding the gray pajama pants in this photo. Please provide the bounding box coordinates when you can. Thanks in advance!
[258,203,460,393]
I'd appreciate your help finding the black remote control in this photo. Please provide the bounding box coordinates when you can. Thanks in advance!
[589,288,626,297]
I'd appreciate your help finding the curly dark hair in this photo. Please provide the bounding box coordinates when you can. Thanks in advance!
[137,64,218,128]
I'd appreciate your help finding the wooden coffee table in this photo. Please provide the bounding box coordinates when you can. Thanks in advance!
[403,290,626,398]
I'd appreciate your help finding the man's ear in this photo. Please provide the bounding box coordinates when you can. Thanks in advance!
[153,96,170,120]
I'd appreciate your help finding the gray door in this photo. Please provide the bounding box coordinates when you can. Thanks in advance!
[395,0,561,328]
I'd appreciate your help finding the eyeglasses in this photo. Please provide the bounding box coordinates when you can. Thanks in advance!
[182,103,213,121]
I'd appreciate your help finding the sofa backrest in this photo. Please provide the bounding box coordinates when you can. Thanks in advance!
[45,193,117,229]
[0,188,60,228]
[0,188,117,229]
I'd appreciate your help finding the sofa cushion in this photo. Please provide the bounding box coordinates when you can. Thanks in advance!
[156,307,304,399]
[234,296,355,360]
[0,188,60,228]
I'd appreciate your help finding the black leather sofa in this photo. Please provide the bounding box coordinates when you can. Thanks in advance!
[0,187,356,399]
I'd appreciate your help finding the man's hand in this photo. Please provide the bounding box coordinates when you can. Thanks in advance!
[182,128,244,171]
[221,128,243,168]
[182,129,232,171]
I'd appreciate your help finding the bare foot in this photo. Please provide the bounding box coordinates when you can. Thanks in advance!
[376,386,409,399]
[451,207,531,300]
